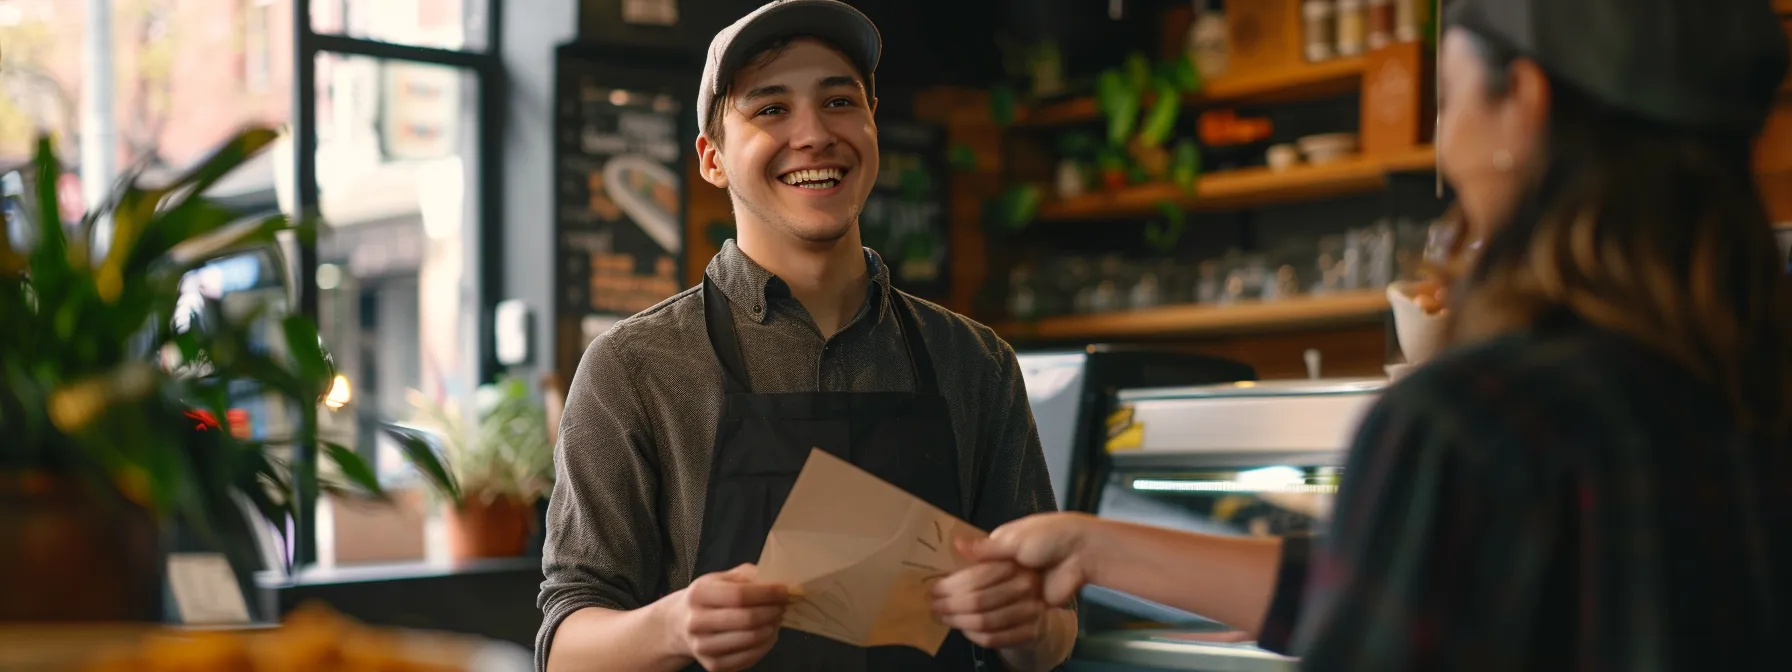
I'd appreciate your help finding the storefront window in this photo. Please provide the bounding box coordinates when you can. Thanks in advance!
[310,0,488,52]
[308,52,482,487]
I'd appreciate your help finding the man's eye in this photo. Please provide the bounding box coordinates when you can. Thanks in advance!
[825,97,854,108]
[756,105,786,116]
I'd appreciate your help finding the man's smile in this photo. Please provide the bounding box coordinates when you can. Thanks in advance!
[778,166,848,191]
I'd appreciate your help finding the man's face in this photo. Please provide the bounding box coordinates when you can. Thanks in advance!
[698,37,879,244]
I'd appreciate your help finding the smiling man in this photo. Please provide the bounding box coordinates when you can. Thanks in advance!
[535,1,1076,671]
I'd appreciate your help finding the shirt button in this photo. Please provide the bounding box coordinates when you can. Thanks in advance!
[752,304,763,315]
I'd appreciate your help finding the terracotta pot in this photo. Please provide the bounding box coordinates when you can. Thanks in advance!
[0,471,164,622]
[444,495,533,560]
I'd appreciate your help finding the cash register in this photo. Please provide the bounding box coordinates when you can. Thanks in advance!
[1015,353,1386,672]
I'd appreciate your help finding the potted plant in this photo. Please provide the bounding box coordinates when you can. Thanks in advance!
[392,374,554,560]
[0,129,453,622]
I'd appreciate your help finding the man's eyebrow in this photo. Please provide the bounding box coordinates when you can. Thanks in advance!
[819,75,862,90]
[736,84,788,105]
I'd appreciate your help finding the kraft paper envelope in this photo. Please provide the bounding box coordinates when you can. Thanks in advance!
[756,448,987,655]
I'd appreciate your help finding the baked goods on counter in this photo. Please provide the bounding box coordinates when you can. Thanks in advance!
[0,603,530,672]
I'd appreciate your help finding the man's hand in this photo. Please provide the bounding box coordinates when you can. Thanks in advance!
[930,548,1049,650]
[664,564,791,672]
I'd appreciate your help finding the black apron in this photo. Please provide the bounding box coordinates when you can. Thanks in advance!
[683,275,988,672]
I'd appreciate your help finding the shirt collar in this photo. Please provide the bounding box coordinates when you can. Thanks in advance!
[705,239,892,324]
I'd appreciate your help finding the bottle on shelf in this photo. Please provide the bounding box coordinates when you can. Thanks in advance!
[1367,0,1395,50]
[1336,0,1368,57]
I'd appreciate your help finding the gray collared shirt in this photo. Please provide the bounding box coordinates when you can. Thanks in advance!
[536,240,1060,668]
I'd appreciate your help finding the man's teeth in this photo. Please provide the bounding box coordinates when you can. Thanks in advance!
[780,168,844,188]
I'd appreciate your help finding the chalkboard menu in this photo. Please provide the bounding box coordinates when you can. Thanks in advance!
[554,51,691,318]
[860,119,951,301]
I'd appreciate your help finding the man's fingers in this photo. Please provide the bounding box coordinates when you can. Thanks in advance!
[941,599,1044,637]
[962,620,1045,650]
[690,625,778,659]
[932,573,1037,615]
[693,579,791,608]
[930,560,1018,598]
[688,604,787,633]
[704,636,779,672]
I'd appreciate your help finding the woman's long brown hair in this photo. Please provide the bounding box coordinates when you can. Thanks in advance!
[1444,29,1792,434]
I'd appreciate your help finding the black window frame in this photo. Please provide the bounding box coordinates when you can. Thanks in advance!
[289,0,505,568]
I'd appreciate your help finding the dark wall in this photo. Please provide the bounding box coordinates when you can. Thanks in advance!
[574,0,1008,92]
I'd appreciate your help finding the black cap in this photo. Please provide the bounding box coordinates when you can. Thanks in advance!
[698,0,882,138]
[1446,0,1789,135]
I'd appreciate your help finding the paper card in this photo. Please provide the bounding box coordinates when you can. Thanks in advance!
[755,448,986,654]
[166,553,252,626]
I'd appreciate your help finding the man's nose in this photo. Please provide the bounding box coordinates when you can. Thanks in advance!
[787,104,836,152]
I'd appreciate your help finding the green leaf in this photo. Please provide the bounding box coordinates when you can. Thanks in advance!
[1146,200,1187,252]
[1123,53,1152,95]
[1158,54,1203,93]
[381,424,462,504]
[948,144,979,173]
[280,315,331,394]
[989,86,1018,127]
[158,127,281,207]
[323,442,386,499]
[1171,139,1203,195]
[1137,85,1182,149]
[28,137,69,296]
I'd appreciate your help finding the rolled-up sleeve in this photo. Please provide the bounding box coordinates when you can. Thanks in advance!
[535,325,662,669]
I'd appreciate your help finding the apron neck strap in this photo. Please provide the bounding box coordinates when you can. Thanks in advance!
[702,273,752,395]
[888,291,940,396]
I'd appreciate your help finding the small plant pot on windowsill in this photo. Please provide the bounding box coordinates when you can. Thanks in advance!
[445,495,535,560]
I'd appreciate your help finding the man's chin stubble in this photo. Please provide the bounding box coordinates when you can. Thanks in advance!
[728,186,858,244]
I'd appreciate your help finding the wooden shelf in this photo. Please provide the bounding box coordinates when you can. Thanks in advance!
[1015,57,1369,128]
[1037,146,1437,221]
[995,290,1392,342]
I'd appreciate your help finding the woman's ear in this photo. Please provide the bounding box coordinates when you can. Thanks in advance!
[696,134,728,188]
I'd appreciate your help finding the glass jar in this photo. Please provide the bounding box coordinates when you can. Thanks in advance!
[1302,0,1337,63]
[1007,265,1037,320]
[1196,259,1223,304]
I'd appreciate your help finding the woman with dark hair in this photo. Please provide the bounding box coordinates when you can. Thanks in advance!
[958,0,1792,668]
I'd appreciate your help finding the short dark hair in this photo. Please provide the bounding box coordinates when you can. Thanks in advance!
[703,35,867,149]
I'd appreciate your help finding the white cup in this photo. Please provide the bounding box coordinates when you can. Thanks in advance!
[1387,281,1448,365]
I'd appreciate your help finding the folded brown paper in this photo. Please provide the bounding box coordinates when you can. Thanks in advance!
[756,448,986,654]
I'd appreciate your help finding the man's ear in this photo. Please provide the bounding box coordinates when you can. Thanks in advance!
[868,95,878,115]
[696,134,728,188]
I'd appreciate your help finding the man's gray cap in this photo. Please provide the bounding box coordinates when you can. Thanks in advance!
[697,0,882,138]
[1446,0,1788,135]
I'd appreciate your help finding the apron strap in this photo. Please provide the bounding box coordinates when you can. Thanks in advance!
[701,273,751,395]
[889,291,941,397]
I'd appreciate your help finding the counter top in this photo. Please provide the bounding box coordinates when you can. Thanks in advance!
[1074,629,1298,672]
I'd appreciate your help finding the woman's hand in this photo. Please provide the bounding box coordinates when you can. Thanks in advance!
[959,512,1101,608]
